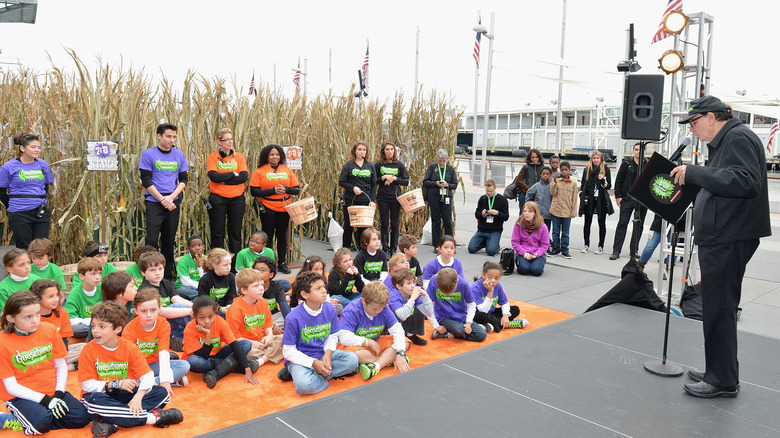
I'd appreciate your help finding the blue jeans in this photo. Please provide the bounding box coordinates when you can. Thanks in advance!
[551,216,571,252]
[166,303,192,338]
[71,322,89,338]
[517,255,546,276]
[176,285,199,301]
[468,230,501,256]
[438,317,487,342]
[186,339,252,373]
[289,350,359,395]
[333,292,361,309]
[149,359,191,385]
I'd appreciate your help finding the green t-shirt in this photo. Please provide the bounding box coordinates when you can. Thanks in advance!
[31,262,67,290]
[175,253,203,289]
[0,274,40,311]
[124,263,144,288]
[71,262,117,291]
[63,284,102,319]
[235,247,275,271]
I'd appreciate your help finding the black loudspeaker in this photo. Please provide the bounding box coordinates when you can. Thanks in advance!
[621,74,664,141]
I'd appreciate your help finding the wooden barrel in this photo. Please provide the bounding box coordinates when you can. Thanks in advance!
[347,205,375,227]
[285,196,319,225]
[397,188,426,213]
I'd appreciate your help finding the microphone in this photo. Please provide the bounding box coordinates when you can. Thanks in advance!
[669,137,692,163]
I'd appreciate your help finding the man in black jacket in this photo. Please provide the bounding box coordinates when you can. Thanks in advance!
[671,95,771,398]
[422,149,459,250]
[467,179,510,256]
[609,143,647,260]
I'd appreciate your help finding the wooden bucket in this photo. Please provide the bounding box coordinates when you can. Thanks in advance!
[285,196,318,225]
[347,205,376,227]
[397,188,426,213]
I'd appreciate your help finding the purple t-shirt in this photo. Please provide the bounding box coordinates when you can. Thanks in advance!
[387,286,423,318]
[282,303,339,363]
[139,146,189,202]
[422,257,464,280]
[426,275,473,323]
[0,158,54,212]
[470,278,509,312]
[339,299,398,341]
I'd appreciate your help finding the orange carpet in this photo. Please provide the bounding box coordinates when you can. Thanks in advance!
[4,301,572,437]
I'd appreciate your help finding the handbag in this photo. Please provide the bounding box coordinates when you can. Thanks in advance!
[503,182,519,200]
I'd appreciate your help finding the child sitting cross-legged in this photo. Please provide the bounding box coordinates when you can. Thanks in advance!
[174,236,204,301]
[278,271,359,395]
[471,261,528,333]
[71,241,118,292]
[138,252,192,342]
[182,296,259,389]
[27,238,66,291]
[426,267,487,342]
[251,257,291,331]
[198,248,237,317]
[388,267,440,347]
[80,301,183,437]
[338,281,411,381]
[63,257,103,338]
[235,231,275,270]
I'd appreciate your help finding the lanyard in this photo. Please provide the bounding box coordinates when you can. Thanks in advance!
[437,165,446,181]
[487,194,495,210]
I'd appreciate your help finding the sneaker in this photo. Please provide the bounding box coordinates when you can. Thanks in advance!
[152,408,183,428]
[277,365,292,382]
[91,419,118,438]
[548,248,560,257]
[581,246,589,253]
[169,336,183,352]
[508,318,529,329]
[172,375,189,387]
[359,362,380,381]
[595,246,604,255]
[0,414,22,432]
[408,334,428,346]
[431,330,451,340]
[609,253,620,260]
[482,323,494,334]
[561,252,572,259]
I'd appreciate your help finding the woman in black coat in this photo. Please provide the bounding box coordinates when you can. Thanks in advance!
[579,151,613,254]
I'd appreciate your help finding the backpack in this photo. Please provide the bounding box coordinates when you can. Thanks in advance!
[499,248,515,275]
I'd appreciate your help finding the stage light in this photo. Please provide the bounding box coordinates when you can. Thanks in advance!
[663,10,688,35]
[658,50,684,74]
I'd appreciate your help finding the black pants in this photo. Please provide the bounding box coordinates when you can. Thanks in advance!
[208,193,246,255]
[342,202,370,250]
[428,197,453,248]
[473,306,521,333]
[8,205,51,249]
[259,208,290,264]
[698,238,759,388]
[145,198,181,280]
[583,206,608,248]
[377,198,401,254]
[400,308,425,336]
[612,199,647,255]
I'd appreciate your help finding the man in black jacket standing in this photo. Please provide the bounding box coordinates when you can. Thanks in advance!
[671,95,771,398]
[609,143,647,260]
[468,178,510,256]
[422,149,459,251]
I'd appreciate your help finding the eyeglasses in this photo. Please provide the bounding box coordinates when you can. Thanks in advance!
[689,115,704,127]
[220,138,234,142]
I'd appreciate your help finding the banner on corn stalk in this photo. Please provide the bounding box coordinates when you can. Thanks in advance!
[86,140,119,171]
[283,145,303,170]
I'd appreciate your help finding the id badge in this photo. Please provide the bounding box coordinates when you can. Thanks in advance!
[440,187,447,196]
[445,197,450,205]
[486,215,494,223]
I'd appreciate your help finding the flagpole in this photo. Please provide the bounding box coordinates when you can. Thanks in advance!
[555,0,567,154]
[414,26,420,105]
[472,13,480,172]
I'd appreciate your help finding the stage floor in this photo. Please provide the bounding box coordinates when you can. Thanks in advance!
[204,304,780,438]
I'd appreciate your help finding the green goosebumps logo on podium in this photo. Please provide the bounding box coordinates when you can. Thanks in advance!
[650,174,681,205]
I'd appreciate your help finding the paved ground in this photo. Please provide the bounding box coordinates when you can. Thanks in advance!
[293,172,780,340]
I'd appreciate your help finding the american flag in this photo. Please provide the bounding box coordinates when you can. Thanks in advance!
[651,0,684,44]
[768,120,779,154]
[248,73,255,96]
[293,58,300,91]
[362,42,369,89]
[473,17,482,69]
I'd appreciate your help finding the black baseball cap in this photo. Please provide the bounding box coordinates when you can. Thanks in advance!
[678,95,727,124]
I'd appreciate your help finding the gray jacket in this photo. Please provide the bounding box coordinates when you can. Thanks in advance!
[525,180,552,220]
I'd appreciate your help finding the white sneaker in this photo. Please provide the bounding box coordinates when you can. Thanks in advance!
[581,246,589,253]
[482,323,494,334]
[172,376,188,387]
[595,247,604,254]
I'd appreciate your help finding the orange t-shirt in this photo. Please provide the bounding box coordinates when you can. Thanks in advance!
[78,337,152,396]
[249,164,299,212]
[0,322,67,401]
[40,308,74,338]
[182,315,236,360]
[226,296,273,342]
[122,316,171,364]
[207,150,249,198]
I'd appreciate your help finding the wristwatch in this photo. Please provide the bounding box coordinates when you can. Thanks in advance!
[396,350,406,358]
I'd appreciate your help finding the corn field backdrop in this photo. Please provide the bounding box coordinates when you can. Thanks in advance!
[0,52,461,264]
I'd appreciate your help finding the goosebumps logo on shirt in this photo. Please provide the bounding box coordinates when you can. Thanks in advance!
[265,298,278,311]
[363,261,383,273]
[160,296,172,307]
[201,336,222,350]
[155,160,179,172]
[266,172,289,180]
[355,325,385,340]
[244,313,266,329]
[351,169,372,178]
[210,287,229,300]
[136,339,159,356]
[95,361,129,379]
[436,288,461,302]
[18,169,45,182]
[301,322,331,343]
[12,343,53,371]
[216,160,237,171]
[380,166,399,176]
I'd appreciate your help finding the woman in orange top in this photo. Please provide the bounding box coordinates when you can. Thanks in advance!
[249,145,300,274]
[206,128,249,255]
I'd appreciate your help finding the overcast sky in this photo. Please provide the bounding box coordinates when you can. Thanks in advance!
[1,0,778,113]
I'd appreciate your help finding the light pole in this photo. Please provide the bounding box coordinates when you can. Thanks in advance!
[474,12,495,187]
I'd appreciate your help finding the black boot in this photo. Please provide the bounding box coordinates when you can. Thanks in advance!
[231,359,260,374]
[203,355,238,389]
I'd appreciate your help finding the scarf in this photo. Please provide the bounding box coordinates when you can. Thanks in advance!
[522,219,535,234]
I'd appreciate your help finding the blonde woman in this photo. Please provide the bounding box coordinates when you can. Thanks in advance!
[579,151,613,254]
[207,128,249,255]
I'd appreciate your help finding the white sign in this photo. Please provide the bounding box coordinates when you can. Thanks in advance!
[86,140,119,171]
[283,145,303,170]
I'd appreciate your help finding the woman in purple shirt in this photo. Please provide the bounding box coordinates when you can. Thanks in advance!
[0,133,55,249]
